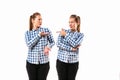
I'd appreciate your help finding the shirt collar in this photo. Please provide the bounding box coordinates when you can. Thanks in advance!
[32,29,37,32]
[68,29,78,33]
[32,26,42,31]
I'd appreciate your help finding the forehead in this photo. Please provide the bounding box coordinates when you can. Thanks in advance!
[35,15,42,18]
[69,18,75,22]
[35,15,42,19]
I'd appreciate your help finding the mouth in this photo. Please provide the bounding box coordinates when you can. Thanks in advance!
[70,26,72,28]
[37,26,40,29]
[39,23,42,25]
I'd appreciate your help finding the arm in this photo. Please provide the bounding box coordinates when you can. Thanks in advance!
[65,33,84,47]
[47,29,55,48]
[56,34,73,51]
[25,31,41,48]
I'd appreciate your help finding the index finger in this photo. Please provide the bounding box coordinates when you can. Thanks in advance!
[56,31,61,33]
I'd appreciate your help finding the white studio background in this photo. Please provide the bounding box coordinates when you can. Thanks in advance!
[0,0,120,80]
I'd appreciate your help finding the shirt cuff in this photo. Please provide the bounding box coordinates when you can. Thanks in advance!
[70,47,73,51]
[47,45,52,49]
[38,33,41,37]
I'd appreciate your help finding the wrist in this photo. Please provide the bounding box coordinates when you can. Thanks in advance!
[38,33,41,37]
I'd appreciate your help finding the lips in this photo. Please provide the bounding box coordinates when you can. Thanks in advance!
[38,26,39,28]
[70,26,72,28]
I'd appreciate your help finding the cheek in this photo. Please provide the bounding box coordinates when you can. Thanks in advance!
[40,20,42,23]
[34,22,38,25]
[73,26,75,29]
[72,23,75,27]
[73,23,75,26]
[69,23,73,27]
[72,23,76,29]
[34,21,39,26]
[37,20,41,24]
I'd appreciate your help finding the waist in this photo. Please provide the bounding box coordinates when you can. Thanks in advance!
[58,49,79,54]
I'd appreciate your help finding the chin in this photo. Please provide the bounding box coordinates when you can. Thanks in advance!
[70,28,74,30]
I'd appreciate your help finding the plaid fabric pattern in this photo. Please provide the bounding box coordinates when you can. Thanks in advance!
[25,27,55,64]
[57,29,84,63]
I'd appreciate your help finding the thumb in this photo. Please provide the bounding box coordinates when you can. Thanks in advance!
[48,48,51,51]
[61,28,65,31]
[56,31,61,33]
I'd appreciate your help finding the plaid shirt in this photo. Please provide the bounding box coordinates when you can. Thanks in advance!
[25,27,55,64]
[57,29,84,63]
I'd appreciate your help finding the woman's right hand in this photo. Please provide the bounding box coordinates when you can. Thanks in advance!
[44,46,51,56]
[56,28,66,36]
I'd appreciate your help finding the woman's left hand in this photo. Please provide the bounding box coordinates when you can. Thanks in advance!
[44,46,51,56]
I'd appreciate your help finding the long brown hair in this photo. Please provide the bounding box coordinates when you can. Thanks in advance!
[77,16,80,32]
[70,14,80,32]
[29,12,41,31]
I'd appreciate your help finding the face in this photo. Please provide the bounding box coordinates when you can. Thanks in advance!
[69,18,77,30]
[32,15,42,28]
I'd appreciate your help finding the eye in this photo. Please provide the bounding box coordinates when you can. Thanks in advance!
[38,18,42,21]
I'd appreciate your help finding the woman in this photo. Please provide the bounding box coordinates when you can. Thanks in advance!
[56,14,84,80]
[25,12,55,80]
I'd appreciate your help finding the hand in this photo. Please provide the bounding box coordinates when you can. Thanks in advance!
[74,45,81,49]
[56,28,66,36]
[72,48,77,51]
[44,46,51,56]
[40,32,49,37]
[72,45,81,51]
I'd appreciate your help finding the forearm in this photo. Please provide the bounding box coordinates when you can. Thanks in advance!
[57,35,72,51]
[65,33,84,47]
[25,32,41,48]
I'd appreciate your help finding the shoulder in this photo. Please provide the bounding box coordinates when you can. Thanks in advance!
[77,32,84,37]
[79,32,84,35]
[25,30,29,34]
[40,27,48,30]
[80,32,84,37]
[25,30,33,35]
[24,30,30,37]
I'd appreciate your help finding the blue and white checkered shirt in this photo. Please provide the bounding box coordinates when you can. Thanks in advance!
[57,29,84,63]
[25,27,55,64]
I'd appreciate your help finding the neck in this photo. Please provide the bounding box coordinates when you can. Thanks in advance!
[33,25,39,30]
